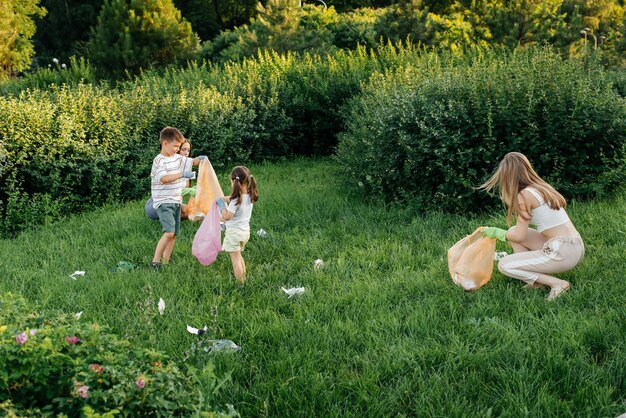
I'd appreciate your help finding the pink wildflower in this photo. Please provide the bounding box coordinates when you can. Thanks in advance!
[29,329,38,336]
[136,377,145,389]
[77,385,89,398]
[89,363,104,374]
[66,336,80,345]
[15,332,28,344]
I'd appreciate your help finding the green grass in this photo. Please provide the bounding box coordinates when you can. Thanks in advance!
[1,158,625,417]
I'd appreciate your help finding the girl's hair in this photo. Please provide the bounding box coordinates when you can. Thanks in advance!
[479,152,566,225]
[230,166,258,206]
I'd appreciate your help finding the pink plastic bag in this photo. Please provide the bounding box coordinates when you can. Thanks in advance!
[192,201,222,266]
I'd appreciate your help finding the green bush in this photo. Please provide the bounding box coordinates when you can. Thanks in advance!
[137,45,419,156]
[337,47,626,212]
[0,57,96,97]
[1,45,623,236]
[607,69,626,97]
[0,81,257,236]
[0,292,236,416]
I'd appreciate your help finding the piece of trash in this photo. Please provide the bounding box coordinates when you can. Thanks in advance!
[69,271,85,280]
[314,259,324,270]
[282,287,305,298]
[158,298,165,315]
[257,228,268,238]
[75,311,83,320]
[187,325,208,335]
[208,339,240,353]
[494,251,508,261]
[109,261,136,273]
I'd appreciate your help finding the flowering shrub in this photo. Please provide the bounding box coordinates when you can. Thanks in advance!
[0,293,237,417]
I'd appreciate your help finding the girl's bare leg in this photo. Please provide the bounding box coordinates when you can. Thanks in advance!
[229,251,246,284]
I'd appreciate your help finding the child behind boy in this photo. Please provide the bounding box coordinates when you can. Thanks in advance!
[150,127,207,269]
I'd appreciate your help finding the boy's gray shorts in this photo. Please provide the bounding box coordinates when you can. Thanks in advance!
[157,203,181,235]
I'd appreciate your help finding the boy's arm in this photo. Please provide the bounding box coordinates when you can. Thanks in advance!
[192,155,209,166]
[160,172,194,184]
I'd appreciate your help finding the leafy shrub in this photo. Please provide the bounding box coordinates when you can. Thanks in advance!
[607,69,626,97]
[0,57,96,97]
[336,47,626,213]
[0,81,255,236]
[1,45,623,235]
[0,292,236,417]
[0,188,61,237]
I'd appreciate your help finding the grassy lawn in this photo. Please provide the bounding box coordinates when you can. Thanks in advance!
[1,158,625,417]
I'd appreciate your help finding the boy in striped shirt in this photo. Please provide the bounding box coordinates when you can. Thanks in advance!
[150,127,208,269]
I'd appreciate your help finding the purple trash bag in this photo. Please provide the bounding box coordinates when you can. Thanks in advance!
[192,201,222,266]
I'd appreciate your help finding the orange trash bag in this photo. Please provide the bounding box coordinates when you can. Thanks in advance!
[187,159,224,222]
[448,227,497,291]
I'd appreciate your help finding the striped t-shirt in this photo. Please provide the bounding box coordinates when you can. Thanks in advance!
[150,154,193,209]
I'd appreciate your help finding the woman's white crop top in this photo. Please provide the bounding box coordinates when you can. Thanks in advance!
[524,187,570,232]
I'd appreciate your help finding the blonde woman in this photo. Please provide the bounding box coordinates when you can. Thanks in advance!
[479,152,584,301]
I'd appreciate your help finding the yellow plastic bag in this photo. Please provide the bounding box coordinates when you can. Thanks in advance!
[448,227,496,291]
[187,159,224,222]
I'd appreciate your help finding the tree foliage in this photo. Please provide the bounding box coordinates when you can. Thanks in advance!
[0,0,47,79]
[88,0,199,78]
[33,0,103,67]
[174,0,259,40]
[203,0,625,68]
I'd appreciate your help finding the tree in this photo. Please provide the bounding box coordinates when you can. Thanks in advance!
[0,0,47,79]
[477,0,568,49]
[88,0,199,78]
[173,0,262,41]
[33,0,103,66]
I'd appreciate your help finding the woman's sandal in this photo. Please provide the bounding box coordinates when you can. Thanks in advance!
[547,281,570,301]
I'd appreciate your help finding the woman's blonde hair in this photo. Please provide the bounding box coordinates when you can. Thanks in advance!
[479,152,566,225]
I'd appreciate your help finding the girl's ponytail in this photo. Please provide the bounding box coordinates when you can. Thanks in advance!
[248,174,259,203]
[230,174,242,205]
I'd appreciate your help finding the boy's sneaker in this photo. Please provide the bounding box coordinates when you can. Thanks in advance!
[150,262,163,271]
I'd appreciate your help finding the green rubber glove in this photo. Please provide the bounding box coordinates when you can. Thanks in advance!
[482,227,508,242]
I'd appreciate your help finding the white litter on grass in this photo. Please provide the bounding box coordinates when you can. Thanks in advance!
[494,251,509,261]
[282,287,305,298]
[158,298,165,315]
[314,259,324,270]
[208,339,240,353]
[75,311,83,320]
[186,325,208,335]
[69,271,85,280]
[257,228,268,238]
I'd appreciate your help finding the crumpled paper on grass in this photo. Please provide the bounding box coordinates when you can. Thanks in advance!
[69,271,85,280]
[208,339,240,353]
[282,287,305,298]
[186,325,208,335]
